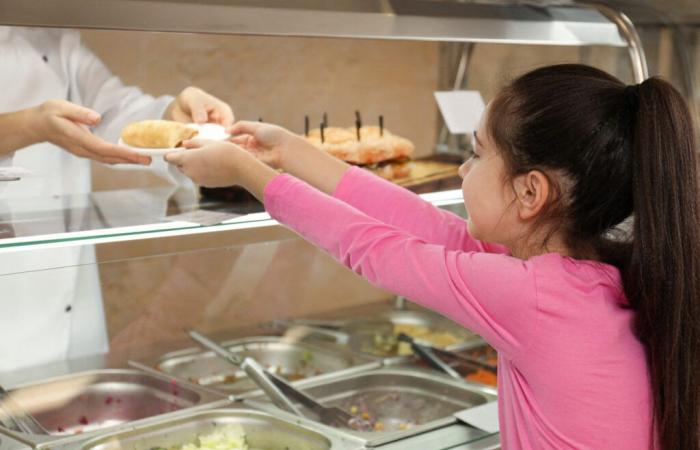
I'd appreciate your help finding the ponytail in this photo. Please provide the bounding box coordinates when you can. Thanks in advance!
[625,77,700,450]
[487,65,700,449]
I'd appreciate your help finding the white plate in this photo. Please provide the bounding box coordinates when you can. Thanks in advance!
[118,123,230,156]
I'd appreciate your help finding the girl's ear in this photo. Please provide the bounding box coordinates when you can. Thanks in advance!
[512,170,551,221]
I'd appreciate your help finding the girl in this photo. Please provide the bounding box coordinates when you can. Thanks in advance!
[165,64,700,450]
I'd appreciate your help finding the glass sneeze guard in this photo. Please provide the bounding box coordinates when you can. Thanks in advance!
[0,185,466,250]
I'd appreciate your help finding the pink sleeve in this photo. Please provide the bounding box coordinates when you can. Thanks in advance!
[333,167,507,254]
[265,174,538,359]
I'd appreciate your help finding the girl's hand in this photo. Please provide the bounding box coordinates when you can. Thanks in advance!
[227,121,298,169]
[230,120,350,195]
[165,87,234,126]
[164,139,277,198]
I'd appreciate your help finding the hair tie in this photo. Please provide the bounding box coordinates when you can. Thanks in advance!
[624,84,640,112]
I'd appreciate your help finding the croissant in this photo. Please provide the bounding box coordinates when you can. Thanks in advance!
[121,120,198,148]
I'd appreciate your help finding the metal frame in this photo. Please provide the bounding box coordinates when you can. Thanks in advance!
[0,0,627,46]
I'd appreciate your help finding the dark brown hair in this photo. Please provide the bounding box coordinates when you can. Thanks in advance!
[487,64,700,450]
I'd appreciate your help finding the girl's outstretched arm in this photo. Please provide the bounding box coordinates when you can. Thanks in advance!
[263,173,537,359]
[166,143,534,357]
[229,121,506,253]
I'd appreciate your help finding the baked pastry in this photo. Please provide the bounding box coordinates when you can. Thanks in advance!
[368,160,413,180]
[121,120,198,148]
[306,126,414,165]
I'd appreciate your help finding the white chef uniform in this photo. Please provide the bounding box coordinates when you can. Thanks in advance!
[0,26,190,372]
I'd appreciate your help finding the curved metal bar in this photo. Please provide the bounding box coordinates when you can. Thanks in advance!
[583,2,649,83]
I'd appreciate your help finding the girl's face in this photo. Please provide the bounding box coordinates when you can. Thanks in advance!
[458,118,518,246]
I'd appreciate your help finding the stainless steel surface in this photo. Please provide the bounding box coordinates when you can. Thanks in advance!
[188,330,246,366]
[595,0,700,25]
[586,2,649,82]
[0,433,31,450]
[389,342,499,388]
[0,369,229,448]
[247,367,497,447]
[267,375,369,431]
[0,386,49,435]
[151,336,377,394]
[396,333,463,380]
[283,325,350,345]
[433,346,498,372]
[293,308,485,358]
[0,0,626,47]
[62,407,364,450]
[187,330,302,416]
[376,423,499,450]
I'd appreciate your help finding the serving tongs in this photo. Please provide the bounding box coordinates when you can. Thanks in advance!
[0,385,49,435]
[187,330,371,431]
[397,333,497,381]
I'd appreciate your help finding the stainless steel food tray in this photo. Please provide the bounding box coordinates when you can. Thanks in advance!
[245,366,497,447]
[52,407,364,450]
[0,433,30,450]
[276,306,486,359]
[389,342,499,387]
[0,369,230,448]
[145,336,380,396]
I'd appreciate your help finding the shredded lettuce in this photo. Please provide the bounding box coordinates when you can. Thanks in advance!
[177,424,249,450]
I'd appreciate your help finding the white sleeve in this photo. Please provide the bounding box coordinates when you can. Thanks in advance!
[63,31,192,186]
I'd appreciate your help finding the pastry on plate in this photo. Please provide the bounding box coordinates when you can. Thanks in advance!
[120,120,198,149]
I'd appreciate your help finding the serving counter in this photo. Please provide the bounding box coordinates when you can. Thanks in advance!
[0,1,652,449]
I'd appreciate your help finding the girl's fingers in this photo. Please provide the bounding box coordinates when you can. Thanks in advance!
[229,121,261,137]
[182,139,205,149]
[229,135,250,146]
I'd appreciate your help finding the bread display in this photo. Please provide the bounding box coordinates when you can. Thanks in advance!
[121,120,199,148]
[306,125,414,166]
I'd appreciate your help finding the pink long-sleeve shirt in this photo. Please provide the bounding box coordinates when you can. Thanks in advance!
[264,167,653,450]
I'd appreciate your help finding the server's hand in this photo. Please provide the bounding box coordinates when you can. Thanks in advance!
[32,100,150,165]
[165,87,234,126]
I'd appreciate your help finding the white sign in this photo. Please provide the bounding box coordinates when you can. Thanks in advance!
[434,90,485,135]
[454,400,500,433]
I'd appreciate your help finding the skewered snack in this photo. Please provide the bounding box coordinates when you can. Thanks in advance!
[121,120,198,148]
[306,125,414,166]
